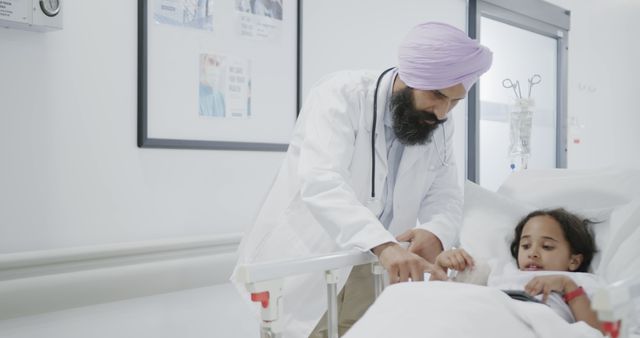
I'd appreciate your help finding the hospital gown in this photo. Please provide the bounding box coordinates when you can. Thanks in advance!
[454,259,605,323]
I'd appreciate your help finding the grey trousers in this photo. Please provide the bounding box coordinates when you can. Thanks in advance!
[308,264,375,338]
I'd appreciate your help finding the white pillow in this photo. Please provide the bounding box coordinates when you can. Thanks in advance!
[460,181,534,264]
[597,199,640,334]
[497,167,640,210]
[496,167,640,272]
[599,198,640,281]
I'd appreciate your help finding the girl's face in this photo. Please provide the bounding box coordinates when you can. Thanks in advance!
[517,215,583,272]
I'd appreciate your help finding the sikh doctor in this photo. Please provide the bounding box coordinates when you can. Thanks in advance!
[233,22,493,337]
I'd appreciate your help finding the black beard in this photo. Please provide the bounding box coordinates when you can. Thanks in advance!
[390,87,445,145]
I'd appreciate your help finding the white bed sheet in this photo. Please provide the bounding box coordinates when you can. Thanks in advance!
[343,282,603,338]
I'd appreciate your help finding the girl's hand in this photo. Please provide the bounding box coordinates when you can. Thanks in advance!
[524,275,578,303]
[435,248,475,272]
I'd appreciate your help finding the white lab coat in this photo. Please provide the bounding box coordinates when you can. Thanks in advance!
[232,69,462,338]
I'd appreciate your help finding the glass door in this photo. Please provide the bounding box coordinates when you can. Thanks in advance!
[478,17,558,190]
[467,0,570,191]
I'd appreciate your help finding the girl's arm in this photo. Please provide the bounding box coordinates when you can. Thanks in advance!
[435,248,475,272]
[525,275,602,333]
[562,278,602,333]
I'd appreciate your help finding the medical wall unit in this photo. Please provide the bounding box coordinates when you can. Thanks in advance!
[0,0,63,32]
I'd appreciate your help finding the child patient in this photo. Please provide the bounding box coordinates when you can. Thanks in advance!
[436,208,602,332]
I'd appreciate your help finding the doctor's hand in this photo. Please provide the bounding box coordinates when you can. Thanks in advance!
[396,229,443,263]
[372,242,447,284]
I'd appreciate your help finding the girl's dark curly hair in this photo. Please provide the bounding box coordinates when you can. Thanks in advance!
[509,208,597,272]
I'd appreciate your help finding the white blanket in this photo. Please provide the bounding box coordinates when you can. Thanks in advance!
[343,282,603,338]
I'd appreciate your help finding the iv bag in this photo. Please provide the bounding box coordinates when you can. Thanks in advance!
[508,99,534,169]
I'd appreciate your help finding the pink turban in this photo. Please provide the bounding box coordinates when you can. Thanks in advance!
[398,22,493,91]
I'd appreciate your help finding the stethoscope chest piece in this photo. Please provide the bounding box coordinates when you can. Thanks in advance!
[365,197,384,216]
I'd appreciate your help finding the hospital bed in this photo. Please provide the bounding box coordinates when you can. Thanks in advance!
[236,168,640,338]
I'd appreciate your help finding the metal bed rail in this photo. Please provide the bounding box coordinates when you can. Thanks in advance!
[235,249,383,338]
[593,275,640,338]
[237,250,640,338]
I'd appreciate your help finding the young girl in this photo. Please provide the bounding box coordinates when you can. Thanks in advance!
[436,208,602,332]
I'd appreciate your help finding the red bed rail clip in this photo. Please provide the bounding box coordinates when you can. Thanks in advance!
[601,320,621,338]
[251,291,270,308]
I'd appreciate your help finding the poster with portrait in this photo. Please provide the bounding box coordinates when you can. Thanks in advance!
[198,53,252,119]
[139,0,298,151]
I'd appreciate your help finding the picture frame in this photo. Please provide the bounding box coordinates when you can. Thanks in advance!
[138,0,299,151]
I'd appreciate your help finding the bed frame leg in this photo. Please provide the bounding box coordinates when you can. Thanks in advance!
[247,279,284,338]
[371,262,385,299]
[325,270,340,338]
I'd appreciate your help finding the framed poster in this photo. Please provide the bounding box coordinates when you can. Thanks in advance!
[138,0,299,151]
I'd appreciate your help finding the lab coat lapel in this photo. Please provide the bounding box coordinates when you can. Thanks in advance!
[374,128,388,200]
[397,145,424,179]
[387,145,425,233]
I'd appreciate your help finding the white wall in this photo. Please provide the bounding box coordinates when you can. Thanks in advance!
[0,1,277,337]
[0,0,284,254]
[1,1,637,253]
[546,0,640,169]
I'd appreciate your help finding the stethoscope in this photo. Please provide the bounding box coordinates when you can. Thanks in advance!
[369,67,449,204]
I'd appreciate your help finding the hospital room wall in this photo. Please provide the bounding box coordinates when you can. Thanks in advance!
[0,1,284,254]
[547,0,640,170]
[1,1,637,254]
[0,1,272,336]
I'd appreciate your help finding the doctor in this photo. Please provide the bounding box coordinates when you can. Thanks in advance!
[233,22,493,337]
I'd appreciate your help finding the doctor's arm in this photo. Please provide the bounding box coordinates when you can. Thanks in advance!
[297,76,397,252]
[298,76,442,283]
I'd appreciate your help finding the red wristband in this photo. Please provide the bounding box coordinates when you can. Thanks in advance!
[563,286,585,303]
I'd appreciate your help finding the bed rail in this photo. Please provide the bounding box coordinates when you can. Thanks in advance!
[237,249,640,338]
[235,249,383,338]
[593,275,640,338]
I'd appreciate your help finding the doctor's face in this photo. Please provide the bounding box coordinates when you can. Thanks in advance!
[413,84,466,121]
[390,83,465,145]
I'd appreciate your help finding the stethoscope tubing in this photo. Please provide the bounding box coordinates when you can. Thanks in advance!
[371,67,396,199]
